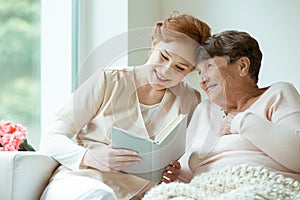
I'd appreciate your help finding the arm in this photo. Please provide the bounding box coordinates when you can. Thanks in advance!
[40,69,141,171]
[40,69,107,168]
[158,104,203,183]
[231,112,300,172]
[231,83,300,172]
[40,119,141,171]
[177,104,204,183]
[39,119,86,169]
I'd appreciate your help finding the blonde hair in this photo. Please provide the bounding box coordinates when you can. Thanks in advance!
[152,11,211,45]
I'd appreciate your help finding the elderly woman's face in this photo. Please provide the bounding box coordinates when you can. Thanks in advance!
[196,56,238,105]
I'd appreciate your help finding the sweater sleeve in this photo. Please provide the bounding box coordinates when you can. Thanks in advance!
[39,119,87,169]
[39,68,108,169]
[177,104,202,183]
[231,82,300,172]
[54,68,108,133]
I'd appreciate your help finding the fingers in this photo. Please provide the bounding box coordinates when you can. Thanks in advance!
[87,147,142,172]
[219,113,236,136]
[97,156,141,172]
[96,157,141,172]
[160,161,181,183]
[161,170,178,183]
[105,149,142,171]
[219,124,231,136]
[112,148,139,156]
[169,161,181,169]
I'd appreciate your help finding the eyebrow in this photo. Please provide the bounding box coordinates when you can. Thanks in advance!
[163,50,191,68]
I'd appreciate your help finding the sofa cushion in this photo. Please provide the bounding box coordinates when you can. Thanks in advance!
[0,151,59,200]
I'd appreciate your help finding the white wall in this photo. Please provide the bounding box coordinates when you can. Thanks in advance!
[127,0,161,65]
[79,0,128,66]
[160,0,300,92]
[79,0,300,93]
[77,0,129,85]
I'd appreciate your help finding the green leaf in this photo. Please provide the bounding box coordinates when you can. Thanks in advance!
[18,138,35,151]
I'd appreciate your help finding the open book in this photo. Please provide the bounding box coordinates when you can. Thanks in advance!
[111,114,187,182]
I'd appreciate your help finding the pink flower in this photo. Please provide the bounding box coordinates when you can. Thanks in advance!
[0,120,27,151]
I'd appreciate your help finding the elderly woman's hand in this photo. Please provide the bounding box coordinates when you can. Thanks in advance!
[219,113,237,136]
[160,161,181,183]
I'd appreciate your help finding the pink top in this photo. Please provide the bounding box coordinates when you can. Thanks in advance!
[179,82,300,183]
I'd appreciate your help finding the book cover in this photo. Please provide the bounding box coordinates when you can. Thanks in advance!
[111,114,187,182]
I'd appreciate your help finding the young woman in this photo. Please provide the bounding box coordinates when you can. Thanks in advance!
[40,13,211,200]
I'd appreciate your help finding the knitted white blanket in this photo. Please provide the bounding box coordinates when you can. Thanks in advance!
[142,165,300,200]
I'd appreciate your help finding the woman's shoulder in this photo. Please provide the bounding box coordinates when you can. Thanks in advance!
[105,66,134,71]
[268,82,299,95]
[101,66,134,80]
[103,66,134,74]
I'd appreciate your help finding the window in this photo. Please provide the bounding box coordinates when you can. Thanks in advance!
[40,0,72,149]
[0,0,41,148]
[0,0,73,149]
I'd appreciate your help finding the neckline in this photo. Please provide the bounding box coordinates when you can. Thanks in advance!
[242,85,271,111]
[140,102,160,108]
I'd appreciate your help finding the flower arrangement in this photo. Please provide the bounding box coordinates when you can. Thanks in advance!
[0,120,35,151]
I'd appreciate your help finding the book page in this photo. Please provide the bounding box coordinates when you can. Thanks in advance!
[154,114,187,142]
[150,115,187,178]
[111,114,187,181]
[111,127,154,173]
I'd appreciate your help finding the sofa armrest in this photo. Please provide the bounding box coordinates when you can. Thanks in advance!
[0,151,59,200]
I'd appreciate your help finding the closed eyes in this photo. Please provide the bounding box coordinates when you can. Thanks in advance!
[160,51,188,71]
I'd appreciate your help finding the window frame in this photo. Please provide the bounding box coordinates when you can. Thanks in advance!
[40,0,72,147]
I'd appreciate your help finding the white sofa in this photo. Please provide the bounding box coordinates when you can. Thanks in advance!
[0,151,59,200]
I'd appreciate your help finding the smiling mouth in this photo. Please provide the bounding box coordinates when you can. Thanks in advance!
[155,69,170,82]
[206,84,217,93]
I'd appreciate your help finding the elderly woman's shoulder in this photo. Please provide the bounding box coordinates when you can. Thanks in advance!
[269,82,299,94]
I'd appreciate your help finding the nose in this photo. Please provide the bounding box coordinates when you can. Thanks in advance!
[161,61,173,73]
[199,73,208,85]
[165,61,172,68]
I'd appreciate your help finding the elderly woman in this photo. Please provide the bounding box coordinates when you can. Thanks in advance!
[144,30,300,199]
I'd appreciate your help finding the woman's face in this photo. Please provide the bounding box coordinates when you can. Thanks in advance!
[196,56,239,106]
[146,40,196,90]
